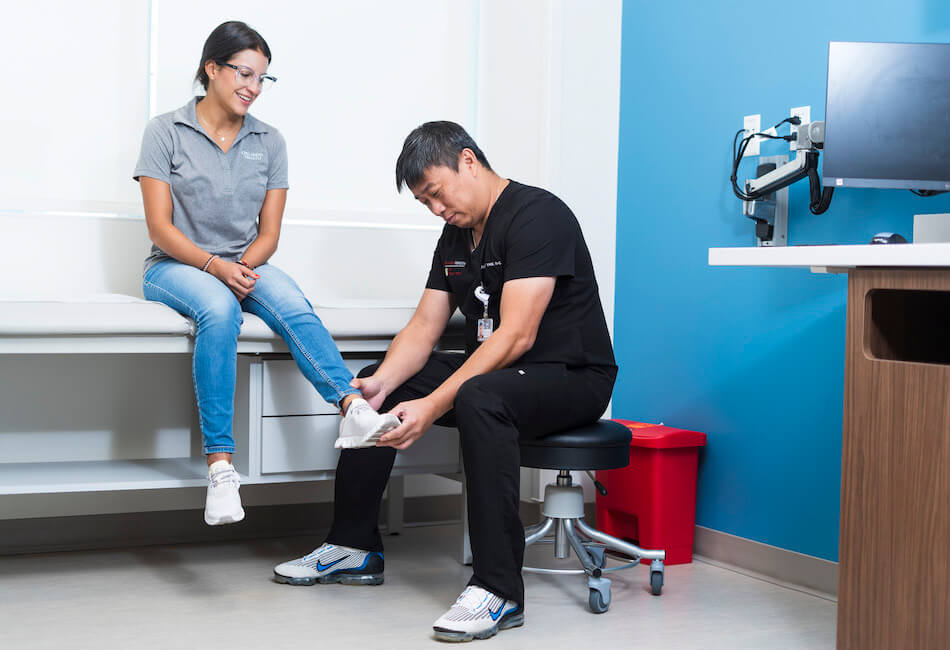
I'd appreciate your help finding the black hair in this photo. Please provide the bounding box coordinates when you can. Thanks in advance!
[195,21,272,91]
[395,121,492,191]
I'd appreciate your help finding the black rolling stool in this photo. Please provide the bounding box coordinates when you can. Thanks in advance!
[521,419,666,613]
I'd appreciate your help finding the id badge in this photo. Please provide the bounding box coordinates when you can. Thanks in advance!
[477,318,494,342]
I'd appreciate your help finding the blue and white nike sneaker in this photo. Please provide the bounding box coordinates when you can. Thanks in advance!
[273,543,384,586]
[432,586,524,642]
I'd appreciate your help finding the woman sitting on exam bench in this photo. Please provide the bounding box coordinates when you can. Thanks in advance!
[133,20,398,526]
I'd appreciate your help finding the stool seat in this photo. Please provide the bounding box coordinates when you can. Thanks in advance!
[520,419,632,470]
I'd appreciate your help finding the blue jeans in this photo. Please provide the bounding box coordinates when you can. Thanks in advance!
[143,260,359,454]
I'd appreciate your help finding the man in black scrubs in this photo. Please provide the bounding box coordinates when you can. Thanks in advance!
[273,121,616,642]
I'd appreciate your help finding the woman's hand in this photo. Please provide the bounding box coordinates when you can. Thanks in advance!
[209,259,259,300]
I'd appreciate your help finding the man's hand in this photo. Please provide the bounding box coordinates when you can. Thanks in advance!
[350,375,388,412]
[377,397,443,450]
[210,259,258,300]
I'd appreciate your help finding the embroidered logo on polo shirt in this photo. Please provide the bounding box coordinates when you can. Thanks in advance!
[241,151,264,161]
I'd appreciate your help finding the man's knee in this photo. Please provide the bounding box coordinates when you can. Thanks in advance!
[454,375,505,418]
[357,362,381,379]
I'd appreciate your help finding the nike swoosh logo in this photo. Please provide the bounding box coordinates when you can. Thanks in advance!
[316,556,348,572]
[489,603,512,621]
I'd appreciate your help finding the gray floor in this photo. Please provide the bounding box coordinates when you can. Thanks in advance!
[0,523,835,649]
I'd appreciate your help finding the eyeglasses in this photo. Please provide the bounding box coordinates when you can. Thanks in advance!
[217,62,277,92]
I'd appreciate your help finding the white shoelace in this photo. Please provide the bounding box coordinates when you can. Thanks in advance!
[454,587,490,612]
[347,400,371,418]
[210,467,239,488]
[303,544,331,560]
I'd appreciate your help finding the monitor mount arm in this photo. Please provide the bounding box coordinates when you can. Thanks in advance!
[737,120,833,246]
[746,150,813,197]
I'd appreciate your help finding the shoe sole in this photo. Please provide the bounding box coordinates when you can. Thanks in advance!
[433,613,525,642]
[336,419,401,449]
[204,510,245,526]
[273,571,384,586]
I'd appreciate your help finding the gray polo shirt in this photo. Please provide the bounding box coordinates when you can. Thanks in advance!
[133,97,289,272]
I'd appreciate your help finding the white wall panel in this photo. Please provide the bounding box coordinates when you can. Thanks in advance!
[153,0,477,217]
[549,0,622,340]
[475,0,548,186]
[0,1,149,208]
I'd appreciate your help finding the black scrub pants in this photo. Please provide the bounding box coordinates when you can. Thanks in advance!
[325,351,616,607]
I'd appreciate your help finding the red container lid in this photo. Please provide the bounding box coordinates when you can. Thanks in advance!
[612,419,707,449]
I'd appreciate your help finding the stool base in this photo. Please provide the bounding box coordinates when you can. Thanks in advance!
[523,471,667,612]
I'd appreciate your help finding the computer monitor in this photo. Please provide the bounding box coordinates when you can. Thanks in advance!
[822,41,950,192]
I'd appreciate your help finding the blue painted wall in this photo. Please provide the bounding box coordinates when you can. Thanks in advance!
[614,0,950,561]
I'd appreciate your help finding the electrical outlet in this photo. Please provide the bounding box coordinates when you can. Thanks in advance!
[790,106,810,150]
[743,114,761,156]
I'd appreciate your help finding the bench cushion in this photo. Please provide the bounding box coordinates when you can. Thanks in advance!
[0,295,192,336]
[238,300,422,340]
[0,295,453,341]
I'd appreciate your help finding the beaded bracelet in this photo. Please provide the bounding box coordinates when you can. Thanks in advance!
[237,259,254,270]
[201,254,218,272]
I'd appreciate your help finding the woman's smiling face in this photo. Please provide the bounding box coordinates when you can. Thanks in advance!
[206,48,270,115]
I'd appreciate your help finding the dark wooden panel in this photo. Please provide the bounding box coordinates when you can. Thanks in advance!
[839,268,950,650]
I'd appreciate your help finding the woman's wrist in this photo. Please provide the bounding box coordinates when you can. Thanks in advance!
[237,259,254,270]
[201,254,219,273]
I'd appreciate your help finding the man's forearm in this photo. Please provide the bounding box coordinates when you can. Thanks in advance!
[374,323,442,395]
[427,326,532,414]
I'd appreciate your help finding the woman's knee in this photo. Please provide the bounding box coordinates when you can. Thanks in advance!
[249,269,314,317]
[195,294,242,328]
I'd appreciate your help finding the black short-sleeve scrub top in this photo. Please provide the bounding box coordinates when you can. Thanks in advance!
[426,180,616,370]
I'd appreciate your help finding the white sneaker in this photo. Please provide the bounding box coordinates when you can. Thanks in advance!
[334,398,401,449]
[204,460,245,526]
[273,543,384,586]
[432,586,524,642]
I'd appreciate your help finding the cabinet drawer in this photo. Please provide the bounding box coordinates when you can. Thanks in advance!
[261,415,340,473]
[262,358,376,417]
[260,417,460,475]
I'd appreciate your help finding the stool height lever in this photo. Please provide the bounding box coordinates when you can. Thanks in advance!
[585,470,608,496]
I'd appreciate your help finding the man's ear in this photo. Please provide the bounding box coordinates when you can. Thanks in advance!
[459,148,478,177]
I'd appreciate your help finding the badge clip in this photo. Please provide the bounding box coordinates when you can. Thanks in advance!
[474,284,493,341]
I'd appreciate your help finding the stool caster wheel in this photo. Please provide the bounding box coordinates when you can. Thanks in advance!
[588,588,609,613]
[649,559,664,596]
[587,576,611,614]
[650,571,663,595]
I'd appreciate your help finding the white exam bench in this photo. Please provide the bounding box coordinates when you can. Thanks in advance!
[0,294,467,546]
[0,294,451,354]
